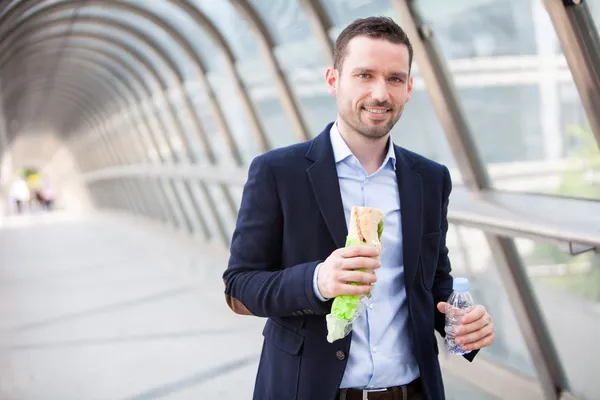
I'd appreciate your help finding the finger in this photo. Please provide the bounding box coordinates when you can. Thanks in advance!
[456,323,494,346]
[338,270,377,285]
[340,245,379,259]
[336,282,373,296]
[461,305,486,324]
[461,332,495,352]
[340,256,380,271]
[437,302,449,314]
[456,313,491,335]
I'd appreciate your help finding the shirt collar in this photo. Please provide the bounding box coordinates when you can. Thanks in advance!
[330,120,397,170]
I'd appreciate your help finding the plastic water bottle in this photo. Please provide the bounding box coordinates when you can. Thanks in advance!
[444,277,475,355]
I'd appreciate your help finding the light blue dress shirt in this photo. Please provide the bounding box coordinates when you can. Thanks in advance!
[313,122,420,389]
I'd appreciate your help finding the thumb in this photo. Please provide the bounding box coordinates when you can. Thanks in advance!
[437,302,449,314]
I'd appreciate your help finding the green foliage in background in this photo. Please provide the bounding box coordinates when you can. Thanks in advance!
[554,124,600,200]
[533,125,600,302]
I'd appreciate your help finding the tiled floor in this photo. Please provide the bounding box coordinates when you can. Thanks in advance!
[0,212,264,400]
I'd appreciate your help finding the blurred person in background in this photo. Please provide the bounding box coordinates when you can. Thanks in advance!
[38,177,55,211]
[9,174,30,214]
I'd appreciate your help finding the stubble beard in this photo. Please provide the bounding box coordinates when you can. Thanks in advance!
[339,102,404,142]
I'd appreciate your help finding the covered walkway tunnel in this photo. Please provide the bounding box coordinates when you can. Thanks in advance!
[1,1,600,399]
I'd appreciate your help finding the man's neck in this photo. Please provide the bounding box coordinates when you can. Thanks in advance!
[337,118,390,175]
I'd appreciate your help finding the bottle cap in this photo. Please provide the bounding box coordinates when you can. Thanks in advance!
[453,277,469,292]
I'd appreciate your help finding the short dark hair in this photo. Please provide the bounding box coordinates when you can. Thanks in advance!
[333,16,413,73]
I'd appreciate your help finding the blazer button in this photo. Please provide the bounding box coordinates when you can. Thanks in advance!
[336,350,346,360]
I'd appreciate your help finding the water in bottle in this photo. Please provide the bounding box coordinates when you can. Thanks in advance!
[444,277,475,355]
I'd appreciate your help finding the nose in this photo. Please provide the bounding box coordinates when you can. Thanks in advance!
[370,78,389,103]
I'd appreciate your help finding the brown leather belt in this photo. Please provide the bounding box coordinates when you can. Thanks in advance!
[337,378,422,400]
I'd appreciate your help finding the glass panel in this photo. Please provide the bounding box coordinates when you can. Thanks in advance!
[417,0,537,59]
[446,224,537,377]
[248,0,313,45]
[188,0,260,62]
[183,82,237,168]
[321,0,395,31]
[515,238,600,400]
[251,0,337,137]
[317,0,462,177]
[153,90,208,164]
[205,67,260,165]
[189,181,223,243]
[416,0,600,199]
[442,373,503,400]
[206,183,237,243]
[126,0,213,76]
[138,97,174,161]
[192,0,296,151]
[229,185,244,217]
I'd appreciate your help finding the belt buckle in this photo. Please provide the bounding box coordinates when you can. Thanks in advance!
[362,387,387,400]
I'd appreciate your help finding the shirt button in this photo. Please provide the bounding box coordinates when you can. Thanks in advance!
[336,350,346,360]
[365,179,370,185]
[373,347,377,353]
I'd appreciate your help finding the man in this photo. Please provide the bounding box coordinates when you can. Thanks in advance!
[223,16,495,400]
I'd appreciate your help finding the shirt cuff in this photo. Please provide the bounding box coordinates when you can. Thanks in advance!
[313,262,329,302]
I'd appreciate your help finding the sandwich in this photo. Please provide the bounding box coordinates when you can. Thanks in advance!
[326,206,384,343]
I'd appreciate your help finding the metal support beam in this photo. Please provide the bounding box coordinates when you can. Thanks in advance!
[543,0,600,151]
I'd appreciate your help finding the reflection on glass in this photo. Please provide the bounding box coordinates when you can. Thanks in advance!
[416,0,600,199]
[515,238,600,400]
[446,224,537,378]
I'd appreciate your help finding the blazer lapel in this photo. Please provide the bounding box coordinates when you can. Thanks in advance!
[395,146,423,288]
[306,123,347,249]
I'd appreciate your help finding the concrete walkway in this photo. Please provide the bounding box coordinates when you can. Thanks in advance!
[0,212,264,400]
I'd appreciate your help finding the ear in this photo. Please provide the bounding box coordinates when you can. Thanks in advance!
[405,75,414,103]
[325,67,338,96]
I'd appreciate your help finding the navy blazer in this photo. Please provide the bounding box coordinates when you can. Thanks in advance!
[223,122,477,400]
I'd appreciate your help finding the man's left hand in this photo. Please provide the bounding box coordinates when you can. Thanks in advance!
[437,303,495,352]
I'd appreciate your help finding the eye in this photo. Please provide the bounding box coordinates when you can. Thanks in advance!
[358,73,371,79]
[389,77,404,83]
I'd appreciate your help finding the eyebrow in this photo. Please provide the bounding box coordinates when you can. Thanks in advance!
[352,67,409,79]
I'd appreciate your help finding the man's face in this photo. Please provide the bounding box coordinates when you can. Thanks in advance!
[326,36,413,140]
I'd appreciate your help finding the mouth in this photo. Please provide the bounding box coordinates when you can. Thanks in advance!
[362,106,391,120]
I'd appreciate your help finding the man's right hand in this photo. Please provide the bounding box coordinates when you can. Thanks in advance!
[317,245,381,299]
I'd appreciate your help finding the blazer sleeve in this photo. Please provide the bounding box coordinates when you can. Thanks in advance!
[223,154,332,318]
[433,166,478,362]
